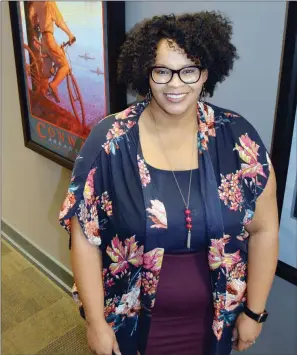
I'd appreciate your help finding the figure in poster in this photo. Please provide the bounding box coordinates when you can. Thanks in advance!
[28,1,76,103]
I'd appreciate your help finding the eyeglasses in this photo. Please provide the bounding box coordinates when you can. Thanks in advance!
[150,66,202,84]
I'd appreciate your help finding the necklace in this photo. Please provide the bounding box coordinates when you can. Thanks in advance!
[149,106,197,249]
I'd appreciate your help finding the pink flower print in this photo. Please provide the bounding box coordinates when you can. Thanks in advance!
[126,120,137,129]
[101,192,113,216]
[106,235,144,275]
[143,248,164,272]
[212,292,225,340]
[218,172,244,212]
[204,104,216,137]
[137,155,151,187]
[147,200,167,229]
[223,250,242,271]
[104,122,126,154]
[142,271,158,295]
[224,112,240,118]
[213,319,224,341]
[59,191,76,219]
[237,227,250,241]
[115,107,133,120]
[225,279,247,311]
[208,235,242,271]
[115,284,141,317]
[229,262,247,281]
[83,168,97,205]
[234,134,267,181]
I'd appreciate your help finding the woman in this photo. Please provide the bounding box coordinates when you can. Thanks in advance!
[59,12,279,355]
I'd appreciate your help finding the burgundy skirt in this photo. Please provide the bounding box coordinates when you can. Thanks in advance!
[145,251,214,355]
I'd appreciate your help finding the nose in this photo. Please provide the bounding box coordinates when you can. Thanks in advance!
[168,72,184,87]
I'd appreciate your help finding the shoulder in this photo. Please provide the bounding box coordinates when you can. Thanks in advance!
[205,102,265,144]
[72,104,141,176]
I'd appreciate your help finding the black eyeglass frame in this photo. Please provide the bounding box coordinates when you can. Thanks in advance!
[150,65,203,84]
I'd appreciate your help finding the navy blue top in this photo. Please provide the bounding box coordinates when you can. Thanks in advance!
[59,99,271,355]
[146,163,207,254]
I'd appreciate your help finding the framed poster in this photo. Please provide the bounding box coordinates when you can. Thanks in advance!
[271,2,297,285]
[9,1,127,170]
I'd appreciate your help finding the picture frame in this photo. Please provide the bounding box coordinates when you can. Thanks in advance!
[9,1,127,170]
[271,1,297,285]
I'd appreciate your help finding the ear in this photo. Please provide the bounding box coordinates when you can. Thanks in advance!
[202,69,208,84]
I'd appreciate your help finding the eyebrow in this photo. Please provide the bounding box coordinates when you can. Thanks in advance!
[153,64,198,69]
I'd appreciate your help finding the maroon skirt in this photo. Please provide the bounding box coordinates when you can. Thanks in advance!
[145,251,214,355]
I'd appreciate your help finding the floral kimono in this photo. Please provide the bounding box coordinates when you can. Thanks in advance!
[59,98,271,355]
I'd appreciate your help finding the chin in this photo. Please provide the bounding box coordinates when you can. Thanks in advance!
[160,100,194,116]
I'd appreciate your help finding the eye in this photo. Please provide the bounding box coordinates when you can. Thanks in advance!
[181,68,197,75]
[154,68,171,75]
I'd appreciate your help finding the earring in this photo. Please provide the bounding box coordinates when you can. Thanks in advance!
[200,86,206,102]
[146,88,152,102]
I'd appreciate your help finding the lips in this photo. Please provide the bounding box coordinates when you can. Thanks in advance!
[164,93,188,103]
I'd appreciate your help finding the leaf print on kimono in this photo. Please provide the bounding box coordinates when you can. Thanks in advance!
[106,235,144,276]
[142,248,164,296]
[137,155,151,187]
[59,177,79,220]
[143,248,164,272]
[218,172,244,212]
[225,279,247,312]
[208,235,242,272]
[147,200,167,229]
[234,134,267,182]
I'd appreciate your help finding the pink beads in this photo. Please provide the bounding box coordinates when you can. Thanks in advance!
[184,208,192,230]
[185,209,191,216]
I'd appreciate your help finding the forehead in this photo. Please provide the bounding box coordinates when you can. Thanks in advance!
[154,38,195,68]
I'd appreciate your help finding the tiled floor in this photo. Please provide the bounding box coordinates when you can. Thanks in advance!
[1,239,93,355]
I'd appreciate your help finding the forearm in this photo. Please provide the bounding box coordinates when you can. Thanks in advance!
[247,231,279,313]
[70,217,105,325]
[57,21,73,38]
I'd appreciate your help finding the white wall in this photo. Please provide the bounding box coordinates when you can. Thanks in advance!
[126,1,287,151]
[2,2,73,272]
[279,112,297,268]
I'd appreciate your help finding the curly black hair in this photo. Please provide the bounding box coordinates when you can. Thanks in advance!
[117,12,239,98]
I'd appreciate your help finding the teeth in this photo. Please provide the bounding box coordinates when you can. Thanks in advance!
[166,94,186,99]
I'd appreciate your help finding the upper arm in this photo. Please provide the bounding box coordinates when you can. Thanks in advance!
[51,2,64,27]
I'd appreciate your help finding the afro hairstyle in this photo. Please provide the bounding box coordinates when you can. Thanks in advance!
[117,11,239,98]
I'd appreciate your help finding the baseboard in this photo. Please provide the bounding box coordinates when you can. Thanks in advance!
[276,260,297,286]
[1,220,73,296]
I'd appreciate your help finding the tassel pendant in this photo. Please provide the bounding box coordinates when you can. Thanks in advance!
[187,229,191,249]
[185,208,192,249]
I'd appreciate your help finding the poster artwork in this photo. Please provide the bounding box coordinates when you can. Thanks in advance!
[19,1,108,161]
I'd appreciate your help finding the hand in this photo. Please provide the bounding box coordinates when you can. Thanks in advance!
[232,312,262,352]
[69,34,76,45]
[86,320,121,355]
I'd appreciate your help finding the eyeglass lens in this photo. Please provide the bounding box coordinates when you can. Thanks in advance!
[152,67,201,84]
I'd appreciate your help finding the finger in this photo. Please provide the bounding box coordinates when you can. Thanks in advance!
[112,340,121,355]
[237,339,252,352]
[231,326,238,342]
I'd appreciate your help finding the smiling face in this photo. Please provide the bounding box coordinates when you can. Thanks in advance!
[149,38,208,116]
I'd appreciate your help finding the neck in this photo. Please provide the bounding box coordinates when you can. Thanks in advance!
[148,98,197,132]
